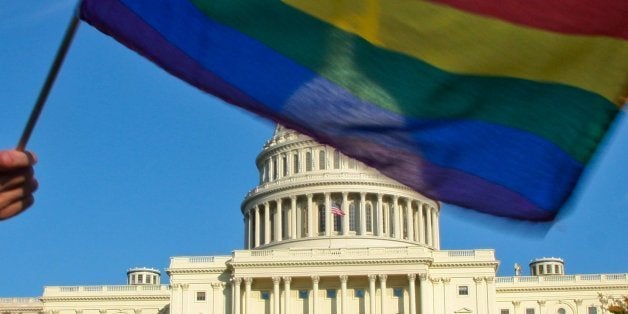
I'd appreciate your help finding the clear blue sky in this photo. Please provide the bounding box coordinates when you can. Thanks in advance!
[1,2,626,297]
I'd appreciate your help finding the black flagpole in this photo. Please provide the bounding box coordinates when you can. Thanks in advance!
[16,12,80,151]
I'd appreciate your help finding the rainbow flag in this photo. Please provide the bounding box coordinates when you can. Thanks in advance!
[79,0,627,221]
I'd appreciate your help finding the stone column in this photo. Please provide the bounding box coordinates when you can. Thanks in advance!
[291,196,298,239]
[537,300,546,314]
[212,282,223,314]
[574,299,583,314]
[283,276,292,314]
[232,278,242,314]
[307,194,314,237]
[376,194,383,236]
[418,203,425,245]
[312,276,320,314]
[340,275,348,314]
[342,192,349,236]
[408,274,417,314]
[442,278,450,314]
[419,274,432,314]
[486,277,496,314]
[245,212,251,249]
[432,208,440,249]
[264,202,271,245]
[254,206,261,247]
[181,283,189,314]
[276,199,283,241]
[431,278,442,314]
[474,277,486,314]
[359,192,367,235]
[244,278,253,314]
[392,196,400,239]
[512,301,521,314]
[426,206,433,247]
[272,277,281,314]
[379,274,388,314]
[325,192,332,236]
[368,275,377,314]
[406,199,414,241]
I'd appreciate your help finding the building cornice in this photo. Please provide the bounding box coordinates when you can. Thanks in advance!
[497,284,628,293]
[41,295,170,302]
[228,257,433,268]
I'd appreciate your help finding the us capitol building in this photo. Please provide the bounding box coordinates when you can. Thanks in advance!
[2,126,627,314]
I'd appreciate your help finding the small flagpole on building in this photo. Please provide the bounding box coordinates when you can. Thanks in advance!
[16,12,81,151]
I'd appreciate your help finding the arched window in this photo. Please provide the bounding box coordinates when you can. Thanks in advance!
[348,158,357,169]
[282,155,288,177]
[333,150,341,169]
[319,150,326,170]
[306,152,313,171]
[333,208,342,233]
[272,157,278,180]
[318,204,326,234]
[263,159,270,182]
[382,204,388,235]
[389,205,395,237]
[293,152,300,174]
[349,203,358,232]
[366,203,373,232]
[557,308,566,314]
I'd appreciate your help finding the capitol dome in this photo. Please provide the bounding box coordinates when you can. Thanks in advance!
[241,125,440,250]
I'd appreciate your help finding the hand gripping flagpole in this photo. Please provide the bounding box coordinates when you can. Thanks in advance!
[16,12,80,151]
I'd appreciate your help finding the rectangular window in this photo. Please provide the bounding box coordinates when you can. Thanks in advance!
[355,289,365,298]
[333,151,341,169]
[458,286,469,295]
[138,274,143,284]
[393,287,403,298]
[299,289,308,299]
[326,289,337,299]
[501,310,510,314]
[588,307,598,314]
[282,155,288,177]
[546,264,552,274]
[196,291,206,301]
[261,291,270,300]
[526,308,535,314]
[145,276,151,284]
[554,265,560,273]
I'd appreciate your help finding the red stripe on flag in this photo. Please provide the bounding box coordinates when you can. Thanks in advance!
[429,0,628,40]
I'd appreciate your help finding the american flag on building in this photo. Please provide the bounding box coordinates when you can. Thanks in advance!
[331,204,345,216]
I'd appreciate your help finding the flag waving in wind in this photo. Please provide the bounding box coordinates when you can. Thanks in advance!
[331,204,345,217]
[78,0,628,221]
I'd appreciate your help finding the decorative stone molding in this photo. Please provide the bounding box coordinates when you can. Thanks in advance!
[408,273,417,282]
[574,299,583,305]
[311,275,320,284]
[211,282,223,289]
[282,276,292,284]
[339,275,348,283]
[368,274,377,282]
[512,301,521,307]
[474,277,484,284]
[272,277,281,285]
[442,278,451,285]
[244,277,254,285]
[418,273,429,281]
[378,274,388,282]
[538,300,546,306]
[431,277,442,284]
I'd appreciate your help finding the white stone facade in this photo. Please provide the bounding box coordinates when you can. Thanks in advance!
[2,126,626,314]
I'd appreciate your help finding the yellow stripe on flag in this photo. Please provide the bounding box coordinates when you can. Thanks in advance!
[284,0,628,105]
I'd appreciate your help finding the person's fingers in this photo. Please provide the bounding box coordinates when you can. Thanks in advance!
[0,167,34,191]
[0,195,35,220]
[0,178,38,209]
[0,150,37,170]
